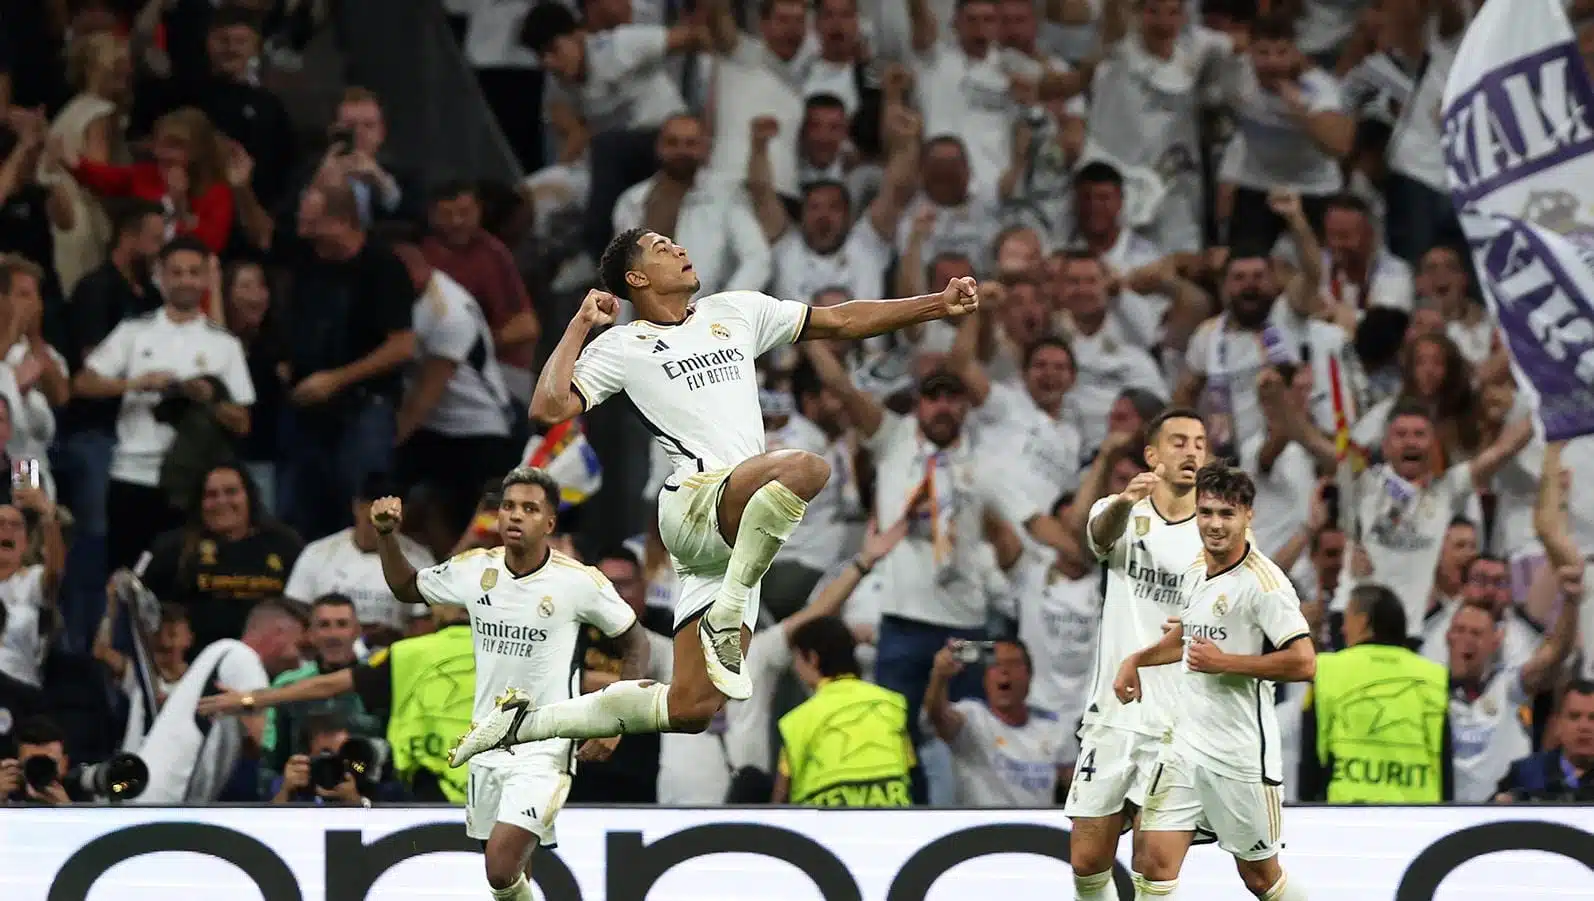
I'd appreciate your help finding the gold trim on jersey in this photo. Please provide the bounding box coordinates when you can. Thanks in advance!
[548,550,611,589]
[449,546,493,563]
[1264,783,1283,842]
[1241,550,1282,593]
[1273,630,1310,647]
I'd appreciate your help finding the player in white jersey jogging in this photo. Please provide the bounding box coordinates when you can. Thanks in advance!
[449,226,978,764]
[1066,408,1207,901]
[369,467,646,901]
[1114,462,1315,901]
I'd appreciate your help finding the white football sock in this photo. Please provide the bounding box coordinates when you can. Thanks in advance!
[705,481,807,633]
[1075,868,1120,901]
[1263,872,1306,901]
[1132,873,1177,900]
[488,875,533,901]
[511,680,671,742]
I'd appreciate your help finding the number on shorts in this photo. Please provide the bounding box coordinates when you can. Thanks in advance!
[1078,748,1097,782]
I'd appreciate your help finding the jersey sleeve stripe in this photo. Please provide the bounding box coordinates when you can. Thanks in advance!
[569,377,593,412]
[1274,631,1310,648]
[791,303,813,344]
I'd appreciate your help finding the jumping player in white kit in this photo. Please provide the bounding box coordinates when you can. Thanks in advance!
[449,226,978,763]
[1114,462,1315,901]
[370,467,645,901]
[1066,408,1207,901]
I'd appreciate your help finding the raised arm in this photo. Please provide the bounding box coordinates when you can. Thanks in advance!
[1087,468,1161,554]
[1520,564,1583,696]
[1468,416,1533,491]
[1534,442,1580,570]
[799,339,885,438]
[368,496,428,608]
[530,289,618,425]
[1270,190,1324,319]
[802,277,978,341]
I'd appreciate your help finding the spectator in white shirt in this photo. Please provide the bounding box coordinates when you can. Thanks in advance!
[926,638,1070,806]
[0,257,70,499]
[284,473,436,642]
[908,0,1029,191]
[797,94,855,184]
[1066,163,1172,349]
[522,1,710,261]
[391,245,515,541]
[1054,252,1168,451]
[1219,13,1354,252]
[0,487,64,689]
[614,114,772,297]
[896,136,1006,269]
[1245,362,1321,562]
[1318,194,1414,315]
[1423,553,1541,673]
[760,101,919,303]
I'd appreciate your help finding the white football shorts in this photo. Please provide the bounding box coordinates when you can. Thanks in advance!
[465,758,572,846]
[1139,748,1285,861]
[657,467,762,633]
[1062,724,1163,819]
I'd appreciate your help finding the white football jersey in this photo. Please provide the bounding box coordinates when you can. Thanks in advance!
[415,546,638,769]
[1449,667,1531,802]
[1172,546,1311,784]
[1083,496,1204,738]
[570,290,810,482]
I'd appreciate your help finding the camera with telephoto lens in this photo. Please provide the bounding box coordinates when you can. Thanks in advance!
[22,752,148,801]
[310,737,385,792]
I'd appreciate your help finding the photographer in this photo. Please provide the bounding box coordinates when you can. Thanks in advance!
[270,713,398,806]
[3,716,82,805]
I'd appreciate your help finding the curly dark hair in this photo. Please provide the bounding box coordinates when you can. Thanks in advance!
[1194,461,1255,510]
[599,227,650,301]
[1400,332,1480,455]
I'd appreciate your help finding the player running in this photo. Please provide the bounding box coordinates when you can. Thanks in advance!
[1066,408,1207,901]
[1114,462,1315,901]
[369,467,644,901]
[449,226,978,764]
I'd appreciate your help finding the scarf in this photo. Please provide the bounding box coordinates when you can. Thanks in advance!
[906,448,958,570]
[1203,313,1298,449]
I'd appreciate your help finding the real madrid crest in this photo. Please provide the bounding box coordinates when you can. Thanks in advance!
[198,539,217,565]
[1213,594,1229,616]
[710,323,731,340]
[1134,516,1150,537]
[266,553,282,572]
[539,596,555,617]
[481,569,498,591]
[1481,696,1498,716]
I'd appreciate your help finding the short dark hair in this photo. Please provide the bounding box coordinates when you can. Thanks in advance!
[599,546,642,570]
[356,471,399,503]
[304,712,349,739]
[1194,461,1255,509]
[1074,161,1124,187]
[14,715,65,748]
[310,593,357,615]
[1326,193,1372,220]
[1456,598,1503,625]
[1387,398,1435,427]
[158,235,210,263]
[1559,679,1594,711]
[996,638,1033,673]
[1022,335,1074,372]
[521,2,581,54]
[1348,584,1407,645]
[804,93,847,116]
[429,178,479,205]
[918,368,967,398]
[599,226,650,301]
[502,466,562,508]
[208,5,262,32]
[109,198,165,241]
[788,615,860,677]
[1147,406,1204,442]
[802,179,852,214]
[1250,10,1297,42]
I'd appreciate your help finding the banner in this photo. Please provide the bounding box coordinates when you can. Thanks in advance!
[1441,0,1594,440]
[6,806,1594,901]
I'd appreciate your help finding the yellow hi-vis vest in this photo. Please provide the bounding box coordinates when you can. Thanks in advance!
[384,624,476,803]
[779,675,913,807]
[1312,642,1448,803]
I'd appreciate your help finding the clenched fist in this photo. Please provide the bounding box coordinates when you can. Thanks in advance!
[577,289,620,328]
[938,277,980,318]
[370,496,403,534]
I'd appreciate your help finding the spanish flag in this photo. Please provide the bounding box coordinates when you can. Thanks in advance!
[523,418,604,510]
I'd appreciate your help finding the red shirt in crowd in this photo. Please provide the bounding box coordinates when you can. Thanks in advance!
[70,159,235,253]
[420,232,535,369]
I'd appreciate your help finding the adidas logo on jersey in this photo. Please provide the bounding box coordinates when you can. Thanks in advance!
[477,594,492,606]
[652,340,669,353]
[1250,841,1269,853]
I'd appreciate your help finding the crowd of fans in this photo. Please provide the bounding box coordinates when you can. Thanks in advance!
[1,0,1593,810]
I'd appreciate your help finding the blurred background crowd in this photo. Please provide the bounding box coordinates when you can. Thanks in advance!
[0,0,1592,811]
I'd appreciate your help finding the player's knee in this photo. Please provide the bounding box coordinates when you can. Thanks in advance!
[665,685,723,732]
[482,846,524,890]
[1131,842,1179,882]
[773,449,831,499]
[1235,859,1278,897]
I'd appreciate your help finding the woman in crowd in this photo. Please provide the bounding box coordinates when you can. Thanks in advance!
[62,106,234,261]
[0,482,65,688]
[137,464,302,654]
[221,261,286,511]
[41,30,134,294]
[1352,331,1480,470]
